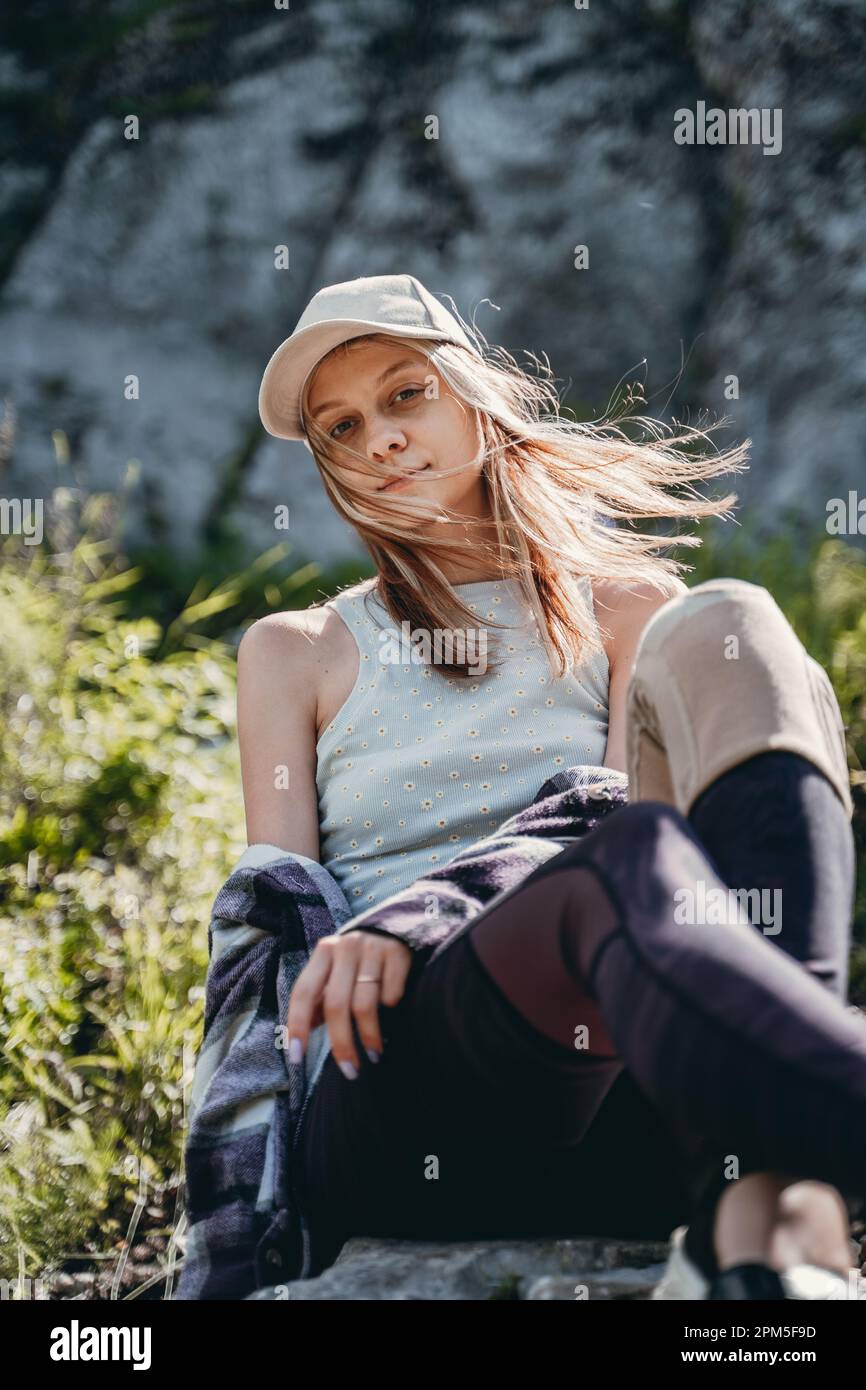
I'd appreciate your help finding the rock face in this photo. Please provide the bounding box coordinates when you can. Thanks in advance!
[1,0,864,565]
[246,1235,673,1301]
[245,1233,866,1300]
[45,1227,866,1300]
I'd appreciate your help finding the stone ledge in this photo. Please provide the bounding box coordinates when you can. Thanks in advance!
[248,1235,672,1300]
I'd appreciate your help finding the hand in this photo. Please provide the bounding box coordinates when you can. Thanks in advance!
[286,930,413,1079]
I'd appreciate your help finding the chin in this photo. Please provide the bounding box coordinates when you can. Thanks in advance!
[365,496,432,529]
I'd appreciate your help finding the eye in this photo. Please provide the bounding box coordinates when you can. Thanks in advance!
[327,387,421,439]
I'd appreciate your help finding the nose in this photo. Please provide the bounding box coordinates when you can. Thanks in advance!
[366,425,408,480]
[368,431,407,459]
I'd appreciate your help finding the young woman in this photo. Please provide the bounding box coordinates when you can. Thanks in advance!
[241,274,864,1298]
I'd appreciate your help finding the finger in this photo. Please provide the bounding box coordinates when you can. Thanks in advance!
[351,942,389,1056]
[286,939,336,1061]
[352,941,414,1058]
[379,941,414,1008]
[322,939,366,1073]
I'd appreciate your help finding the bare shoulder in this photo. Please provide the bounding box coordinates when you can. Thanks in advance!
[589,576,689,671]
[237,596,349,672]
[237,594,363,743]
[239,602,324,653]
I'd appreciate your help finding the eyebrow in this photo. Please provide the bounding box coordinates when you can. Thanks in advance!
[309,359,422,420]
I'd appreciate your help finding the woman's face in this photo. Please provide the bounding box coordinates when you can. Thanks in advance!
[304,338,489,526]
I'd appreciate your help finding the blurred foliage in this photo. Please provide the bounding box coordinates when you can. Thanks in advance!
[0,490,863,1295]
[0,485,360,1297]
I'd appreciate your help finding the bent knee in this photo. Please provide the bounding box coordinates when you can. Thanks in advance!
[634,578,787,672]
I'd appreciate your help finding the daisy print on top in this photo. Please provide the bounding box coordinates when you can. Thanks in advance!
[315,575,609,914]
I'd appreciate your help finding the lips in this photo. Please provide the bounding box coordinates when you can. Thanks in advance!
[378,463,432,491]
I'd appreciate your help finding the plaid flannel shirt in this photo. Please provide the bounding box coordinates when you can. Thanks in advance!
[173,764,628,1300]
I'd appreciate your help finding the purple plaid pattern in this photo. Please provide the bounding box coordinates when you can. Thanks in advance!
[174,764,628,1299]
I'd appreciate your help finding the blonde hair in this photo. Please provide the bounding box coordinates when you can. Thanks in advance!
[299,317,749,681]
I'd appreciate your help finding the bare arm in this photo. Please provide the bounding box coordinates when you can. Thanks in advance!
[236,612,414,1075]
[236,614,322,859]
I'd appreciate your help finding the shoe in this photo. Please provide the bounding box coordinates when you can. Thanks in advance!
[778,1263,856,1300]
[651,1225,856,1300]
[651,1226,707,1300]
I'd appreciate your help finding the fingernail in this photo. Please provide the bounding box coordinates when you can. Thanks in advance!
[365,1048,381,1064]
[288,1036,304,1065]
[338,1059,359,1081]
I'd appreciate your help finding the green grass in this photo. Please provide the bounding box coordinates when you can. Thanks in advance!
[0,492,863,1297]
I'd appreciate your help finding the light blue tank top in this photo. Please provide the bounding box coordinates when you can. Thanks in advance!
[315,575,610,913]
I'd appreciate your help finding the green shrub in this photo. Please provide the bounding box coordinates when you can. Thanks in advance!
[0,488,347,1294]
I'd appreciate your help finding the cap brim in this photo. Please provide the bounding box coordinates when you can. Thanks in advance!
[258,319,458,441]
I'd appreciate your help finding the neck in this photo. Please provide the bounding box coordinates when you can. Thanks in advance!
[425,519,511,588]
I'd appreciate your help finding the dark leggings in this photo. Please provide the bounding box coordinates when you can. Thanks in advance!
[298,752,862,1277]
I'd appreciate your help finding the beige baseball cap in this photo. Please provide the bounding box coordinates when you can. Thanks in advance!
[257,273,481,442]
